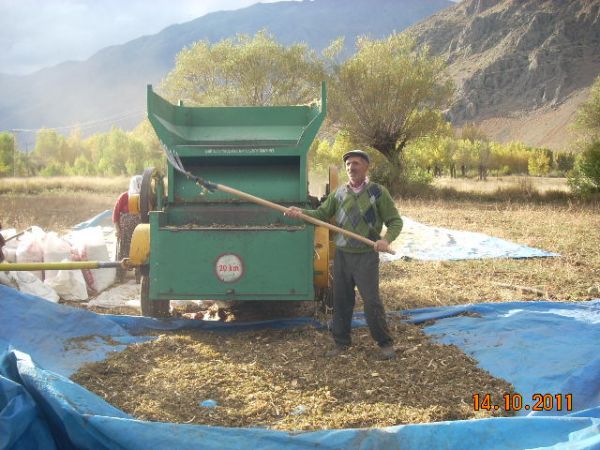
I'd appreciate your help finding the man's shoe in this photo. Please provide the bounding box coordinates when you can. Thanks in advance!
[324,345,348,358]
[379,345,396,360]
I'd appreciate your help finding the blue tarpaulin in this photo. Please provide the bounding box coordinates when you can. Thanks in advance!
[1,284,599,450]
[383,217,560,261]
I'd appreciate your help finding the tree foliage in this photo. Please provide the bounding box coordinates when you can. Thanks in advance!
[528,148,553,176]
[7,125,165,177]
[568,141,600,194]
[569,76,600,195]
[328,33,454,192]
[575,75,600,138]
[161,30,325,106]
[0,132,15,176]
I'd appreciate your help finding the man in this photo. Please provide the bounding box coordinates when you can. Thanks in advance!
[285,150,403,360]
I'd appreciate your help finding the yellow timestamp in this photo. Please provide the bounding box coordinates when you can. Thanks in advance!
[473,393,573,412]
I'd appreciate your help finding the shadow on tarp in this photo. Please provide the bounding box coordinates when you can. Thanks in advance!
[1,285,599,450]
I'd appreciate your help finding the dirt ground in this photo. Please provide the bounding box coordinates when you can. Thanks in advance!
[72,315,514,430]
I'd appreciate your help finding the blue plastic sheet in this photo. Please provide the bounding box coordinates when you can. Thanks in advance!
[71,210,112,230]
[1,285,599,450]
[382,217,560,261]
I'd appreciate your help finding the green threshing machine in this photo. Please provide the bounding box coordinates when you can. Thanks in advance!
[128,83,336,317]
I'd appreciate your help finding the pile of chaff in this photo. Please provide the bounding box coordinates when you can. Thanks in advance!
[72,316,513,430]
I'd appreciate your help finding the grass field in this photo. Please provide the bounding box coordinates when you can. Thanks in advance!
[2,176,599,309]
[432,175,571,194]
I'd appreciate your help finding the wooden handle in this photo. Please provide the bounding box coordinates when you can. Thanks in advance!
[217,184,396,255]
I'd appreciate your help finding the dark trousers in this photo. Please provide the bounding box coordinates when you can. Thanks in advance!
[332,249,393,348]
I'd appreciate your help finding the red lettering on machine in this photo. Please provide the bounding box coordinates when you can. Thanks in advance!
[215,254,244,282]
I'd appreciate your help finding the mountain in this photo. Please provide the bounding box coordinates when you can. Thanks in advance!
[0,0,452,146]
[410,0,600,150]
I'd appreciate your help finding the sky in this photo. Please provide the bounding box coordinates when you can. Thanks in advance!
[0,0,287,75]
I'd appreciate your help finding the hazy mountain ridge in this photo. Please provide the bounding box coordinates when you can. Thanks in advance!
[0,0,452,144]
[410,0,600,149]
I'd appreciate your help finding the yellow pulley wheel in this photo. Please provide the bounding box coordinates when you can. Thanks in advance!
[128,224,150,266]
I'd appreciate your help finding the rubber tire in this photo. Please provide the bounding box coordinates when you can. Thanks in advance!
[140,269,170,318]
[140,167,156,224]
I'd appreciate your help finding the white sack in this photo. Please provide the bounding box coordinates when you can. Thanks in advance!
[43,232,72,281]
[45,263,88,302]
[1,228,18,262]
[11,270,59,302]
[71,226,115,293]
[0,271,18,288]
[16,226,45,280]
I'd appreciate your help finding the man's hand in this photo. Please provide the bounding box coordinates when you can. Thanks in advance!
[284,206,304,219]
[373,239,390,253]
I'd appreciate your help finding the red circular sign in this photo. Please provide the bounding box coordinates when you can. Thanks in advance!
[214,253,244,283]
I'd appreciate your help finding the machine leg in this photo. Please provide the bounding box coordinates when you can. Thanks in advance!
[140,266,170,318]
[316,287,333,313]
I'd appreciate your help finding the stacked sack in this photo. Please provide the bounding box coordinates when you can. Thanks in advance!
[0,226,115,302]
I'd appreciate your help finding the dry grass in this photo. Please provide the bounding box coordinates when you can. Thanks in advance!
[0,193,115,232]
[379,198,600,310]
[433,176,570,194]
[0,176,128,195]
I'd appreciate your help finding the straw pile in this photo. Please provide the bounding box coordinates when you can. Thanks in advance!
[72,316,513,430]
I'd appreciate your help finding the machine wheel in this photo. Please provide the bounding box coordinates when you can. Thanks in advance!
[140,167,157,224]
[140,266,170,318]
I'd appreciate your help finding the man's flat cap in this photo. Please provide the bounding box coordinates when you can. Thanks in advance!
[342,149,370,164]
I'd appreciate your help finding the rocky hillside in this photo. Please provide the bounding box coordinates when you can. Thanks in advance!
[411,0,600,149]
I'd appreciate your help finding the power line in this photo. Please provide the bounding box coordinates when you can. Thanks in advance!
[9,109,146,133]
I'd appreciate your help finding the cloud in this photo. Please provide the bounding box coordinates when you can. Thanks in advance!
[0,0,279,75]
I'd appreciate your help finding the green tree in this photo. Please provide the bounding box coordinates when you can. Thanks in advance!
[556,152,575,173]
[488,141,531,176]
[0,132,15,176]
[130,119,166,171]
[32,129,69,173]
[568,141,600,194]
[329,33,453,192]
[575,75,600,138]
[70,154,96,176]
[528,148,553,176]
[66,127,84,166]
[161,30,325,106]
[473,140,491,180]
[453,139,476,177]
[569,76,600,195]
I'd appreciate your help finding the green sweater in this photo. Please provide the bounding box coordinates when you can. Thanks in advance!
[303,181,403,253]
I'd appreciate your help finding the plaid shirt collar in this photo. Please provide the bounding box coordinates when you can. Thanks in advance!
[347,177,369,193]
